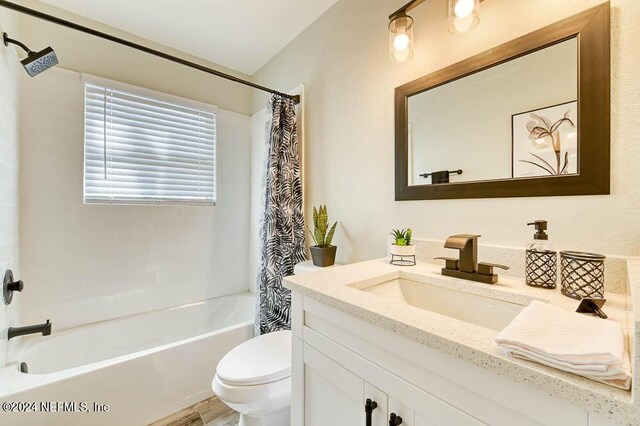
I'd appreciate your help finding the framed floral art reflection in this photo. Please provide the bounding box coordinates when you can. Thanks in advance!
[512,101,578,178]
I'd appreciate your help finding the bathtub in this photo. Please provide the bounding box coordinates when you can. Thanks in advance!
[0,292,255,426]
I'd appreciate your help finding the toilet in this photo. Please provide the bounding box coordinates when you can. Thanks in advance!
[212,330,292,426]
[213,261,338,426]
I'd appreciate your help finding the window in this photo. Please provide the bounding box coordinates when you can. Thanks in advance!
[83,75,216,205]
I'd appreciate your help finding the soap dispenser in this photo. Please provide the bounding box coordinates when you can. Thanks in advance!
[525,220,557,288]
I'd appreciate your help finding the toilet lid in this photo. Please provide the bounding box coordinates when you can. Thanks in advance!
[216,330,291,386]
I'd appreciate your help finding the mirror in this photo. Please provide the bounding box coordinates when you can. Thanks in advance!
[395,4,610,200]
[408,38,577,186]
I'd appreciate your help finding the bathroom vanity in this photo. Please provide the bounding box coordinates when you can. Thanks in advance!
[284,259,639,426]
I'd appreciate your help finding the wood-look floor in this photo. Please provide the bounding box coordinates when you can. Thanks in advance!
[148,396,239,426]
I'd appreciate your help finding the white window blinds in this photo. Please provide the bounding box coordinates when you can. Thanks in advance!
[83,78,216,205]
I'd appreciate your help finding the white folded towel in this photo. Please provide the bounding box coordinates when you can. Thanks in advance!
[495,300,631,390]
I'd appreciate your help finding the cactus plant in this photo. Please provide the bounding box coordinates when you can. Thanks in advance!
[391,228,412,246]
[309,205,337,248]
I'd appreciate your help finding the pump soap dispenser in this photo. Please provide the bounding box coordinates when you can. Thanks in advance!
[525,220,557,289]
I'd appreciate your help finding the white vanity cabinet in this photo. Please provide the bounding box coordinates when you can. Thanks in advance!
[300,341,480,426]
[290,293,619,426]
[301,342,363,425]
[300,330,484,426]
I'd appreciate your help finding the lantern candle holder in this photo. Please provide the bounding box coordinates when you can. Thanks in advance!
[560,251,605,300]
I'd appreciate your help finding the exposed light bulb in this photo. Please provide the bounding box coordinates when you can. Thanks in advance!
[393,33,410,50]
[448,0,480,34]
[454,0,475,18]
[388,14,414,63]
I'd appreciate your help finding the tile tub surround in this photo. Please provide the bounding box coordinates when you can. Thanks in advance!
[284,259,640,424]
[19,67,252,331]
[0,9,21,369]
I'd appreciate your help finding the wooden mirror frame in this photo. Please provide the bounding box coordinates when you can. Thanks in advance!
[395,3,610,201]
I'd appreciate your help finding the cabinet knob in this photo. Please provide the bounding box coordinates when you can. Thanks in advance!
[365,399,378,426]
[389,413,403,426]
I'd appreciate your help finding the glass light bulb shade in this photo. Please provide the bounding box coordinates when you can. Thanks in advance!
[388,14,414,63]
[454,0,475,18]
[448,0,480,34]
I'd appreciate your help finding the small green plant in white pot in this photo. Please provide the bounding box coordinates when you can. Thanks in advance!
[309,205,338,267]
[390,228,415,256]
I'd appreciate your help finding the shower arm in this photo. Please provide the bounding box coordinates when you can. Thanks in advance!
[2,32,34,54]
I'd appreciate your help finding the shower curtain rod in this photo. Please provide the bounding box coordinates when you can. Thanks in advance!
[0,0,300,104]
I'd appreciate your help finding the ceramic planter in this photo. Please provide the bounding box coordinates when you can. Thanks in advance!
[310,245,337,267]
[390,244,415,256]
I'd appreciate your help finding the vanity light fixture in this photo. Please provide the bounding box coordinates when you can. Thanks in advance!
[389,0,485,63]
[389,13,415,63]
[448,0,481,34]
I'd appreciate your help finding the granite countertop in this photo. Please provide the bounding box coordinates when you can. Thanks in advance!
[284,258,639,424]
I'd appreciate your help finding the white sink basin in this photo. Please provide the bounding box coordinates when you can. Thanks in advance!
[357,278,524,331]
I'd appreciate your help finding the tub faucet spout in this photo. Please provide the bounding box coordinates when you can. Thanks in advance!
[8,320,51,340]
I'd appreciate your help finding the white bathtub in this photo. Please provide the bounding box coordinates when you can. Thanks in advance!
[0,292,255,426]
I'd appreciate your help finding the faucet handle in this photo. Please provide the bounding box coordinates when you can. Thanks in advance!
[7,280,23,292]
[478,262,509,276]
[3,270,22,305]
[434,257,459,270]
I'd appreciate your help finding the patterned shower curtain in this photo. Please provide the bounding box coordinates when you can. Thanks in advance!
[256,94,306,335]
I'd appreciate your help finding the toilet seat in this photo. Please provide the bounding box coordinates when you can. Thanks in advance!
[216,330,291,386]
[212,373,291,411]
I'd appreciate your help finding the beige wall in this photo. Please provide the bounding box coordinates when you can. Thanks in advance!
[0,7,21,367]
[15,0,254,115]
[253,0,640,262]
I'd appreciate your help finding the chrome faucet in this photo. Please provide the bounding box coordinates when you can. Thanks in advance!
[8,320,51,340]
[435,234,509,284]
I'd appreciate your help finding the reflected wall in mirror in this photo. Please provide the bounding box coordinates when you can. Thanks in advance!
[395,3,610,201]
[408,38,578,186]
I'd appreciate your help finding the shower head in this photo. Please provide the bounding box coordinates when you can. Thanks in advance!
[2,32,58,77]
[20,47,58,77]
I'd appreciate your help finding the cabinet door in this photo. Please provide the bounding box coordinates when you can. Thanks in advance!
[389,397,415,426]
[415,413,436,426]
[303,344,365,426]
[302,326,484,426]
[410,386,485,426]
[365,383,389,426]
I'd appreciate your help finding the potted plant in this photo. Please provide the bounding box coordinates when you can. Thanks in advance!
[390,228,415,256]
[309,205,338,267]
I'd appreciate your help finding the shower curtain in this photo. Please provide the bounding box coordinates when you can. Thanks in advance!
[256,94,306,335]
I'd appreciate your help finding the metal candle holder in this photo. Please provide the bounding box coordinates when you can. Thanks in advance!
[560,251,605,300]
